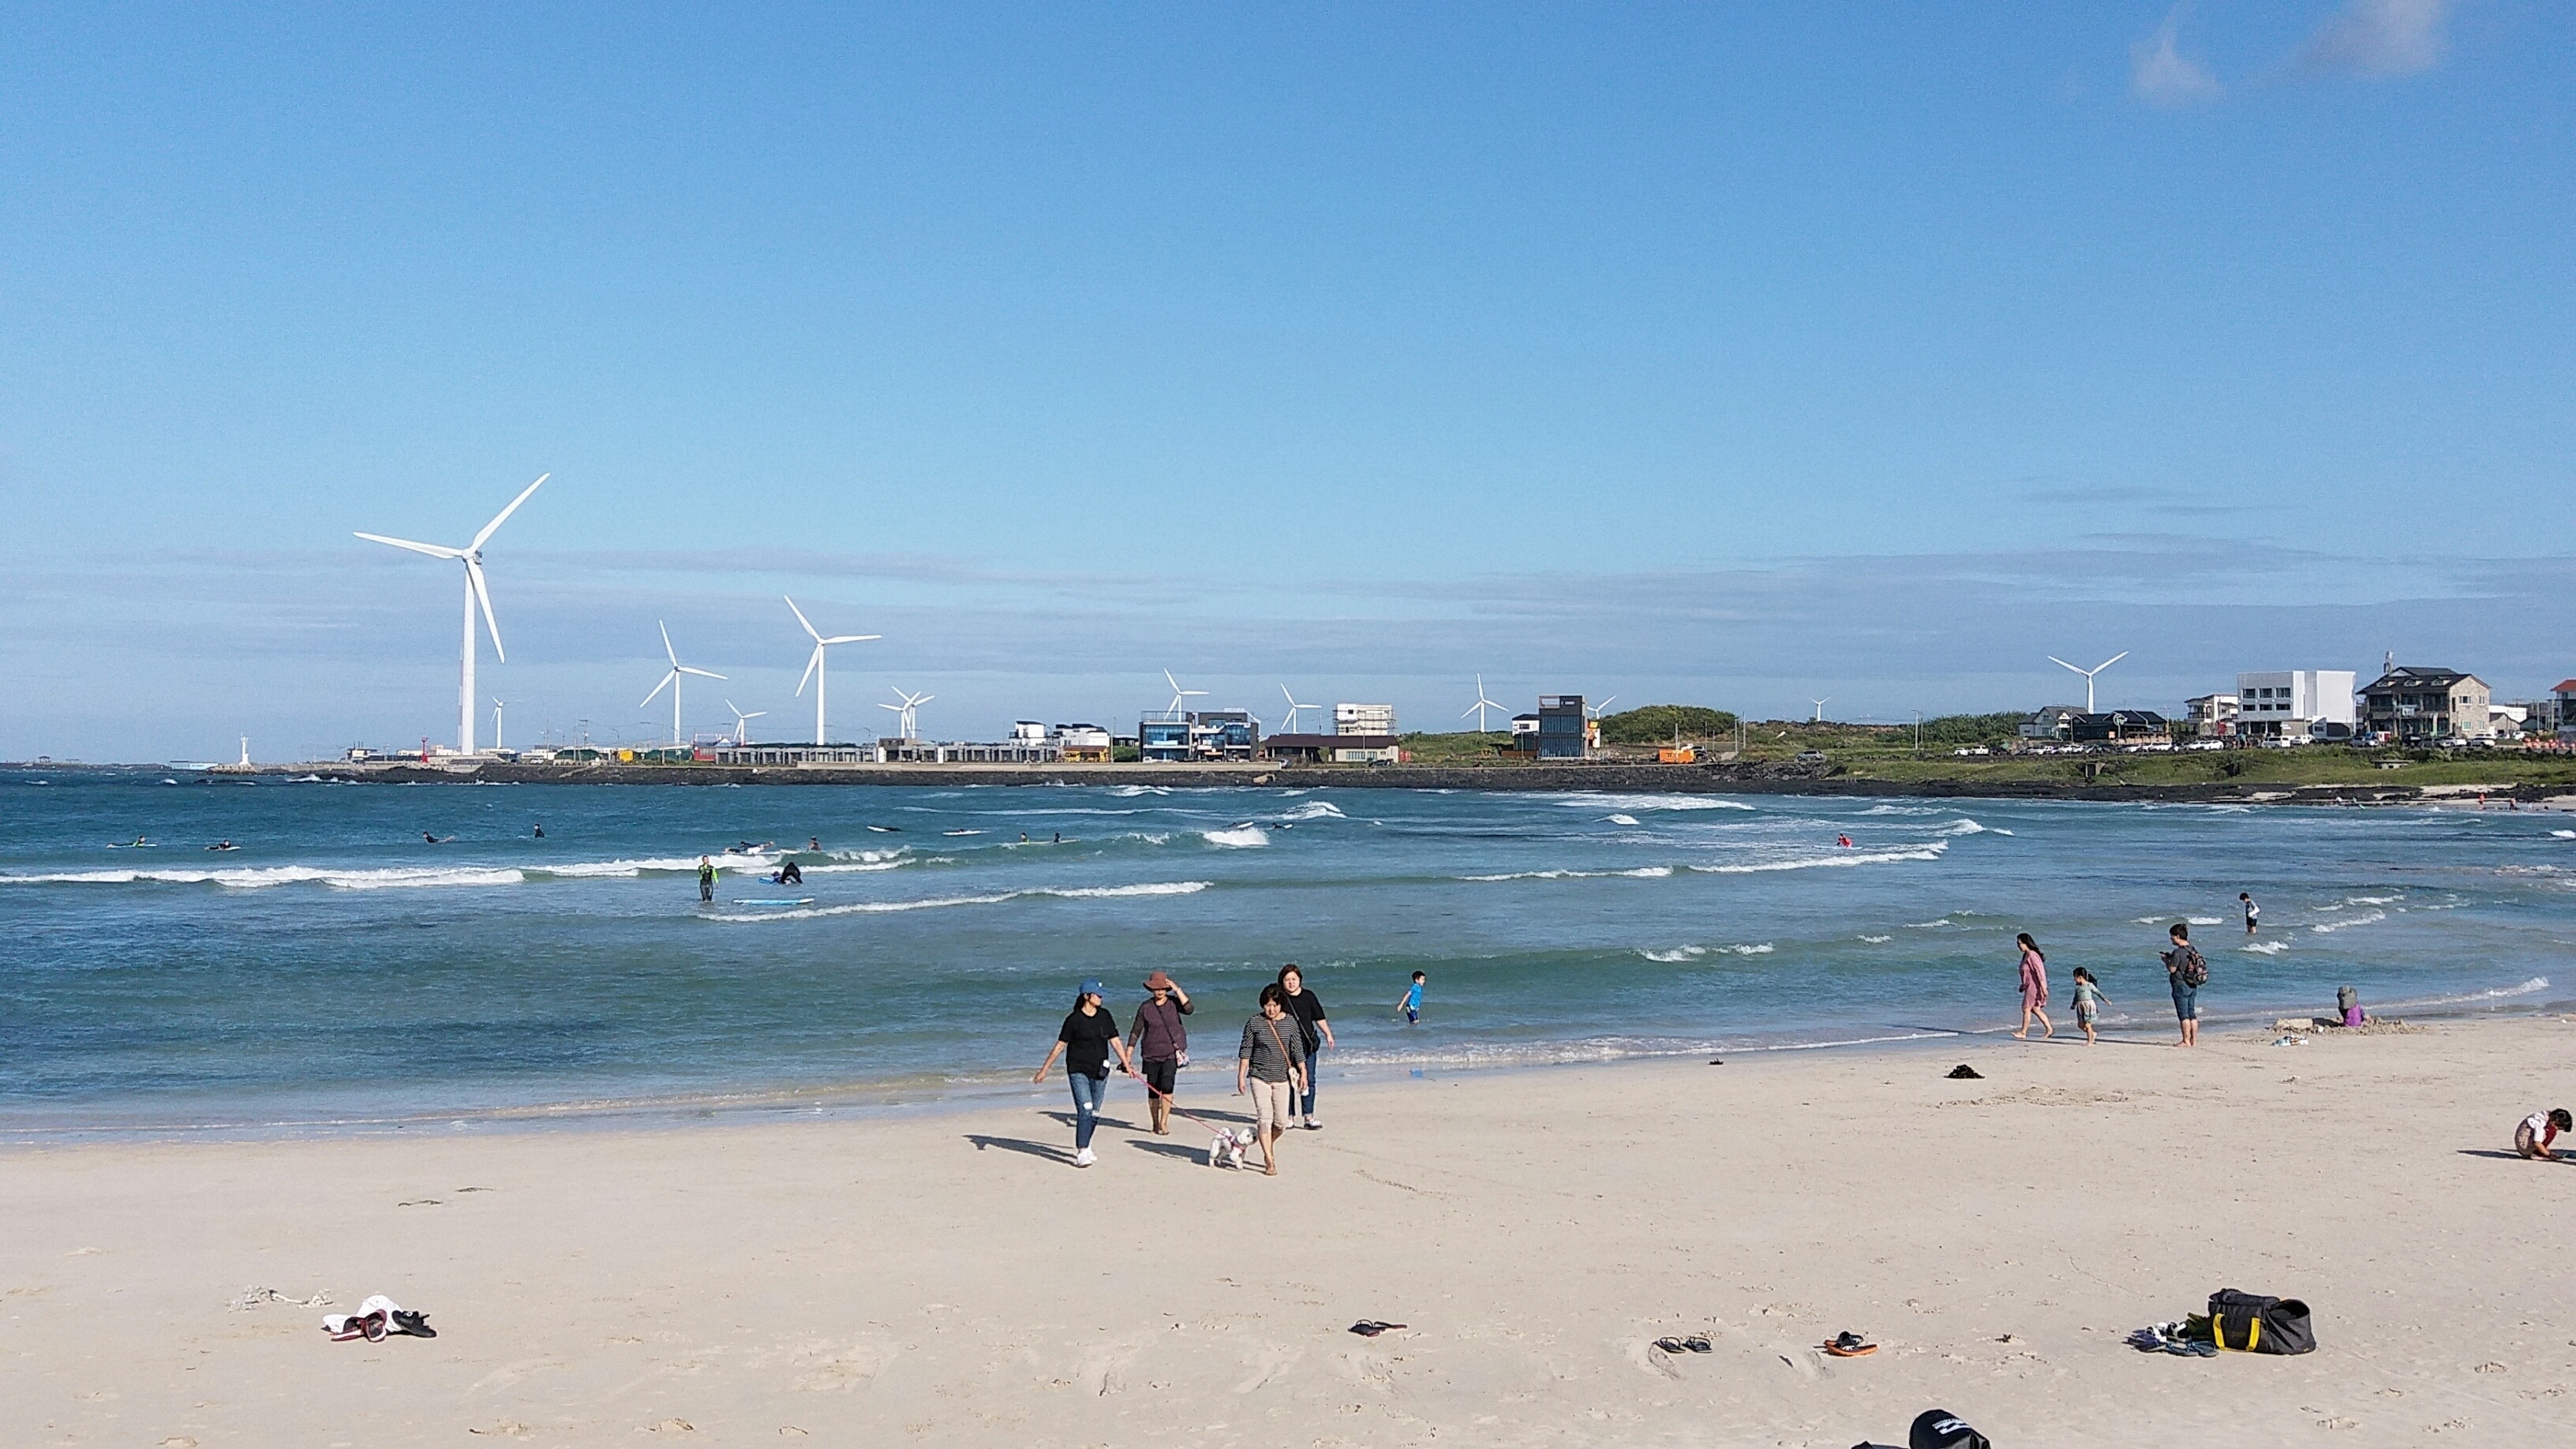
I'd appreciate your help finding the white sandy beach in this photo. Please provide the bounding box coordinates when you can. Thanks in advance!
[6,1015,2574,1447]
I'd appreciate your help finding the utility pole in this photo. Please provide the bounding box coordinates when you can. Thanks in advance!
[1914,711,1923,757]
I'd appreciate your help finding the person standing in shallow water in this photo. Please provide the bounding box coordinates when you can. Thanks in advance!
[1127,971,1193,1136]
[2012,933,2054,1040]
[1031,979,1139,1168]
[697,856,716,903]
[1276,964,1333,1130]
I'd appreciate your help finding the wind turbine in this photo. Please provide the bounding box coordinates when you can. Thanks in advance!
[641,621,726,745]
[1586,695,1619,719]
[786,597,879,745]
[2047,651,2129,713]
[1461,675,1506,733]
[1277,683,1320,735]
[724,701,766,747]
[878,687,934,741]
[354,472,549,754]
[1162,670,1208,719]
[491,699,504,751]
[1810,698,1830,724]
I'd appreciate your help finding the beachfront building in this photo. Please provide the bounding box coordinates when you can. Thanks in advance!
[2233,670,2357,740]
[1257,733,1403,764]
[2018,705,2083,743]
[1138,710,1260,762]
[1047,724,1114,762]
[2183,694,2240,739]
[2552,680,2576,743]
[1334,702,1397,736]
[2069,710,2169,744]
[1534,695,1590,758]
[2359,667,2492,743]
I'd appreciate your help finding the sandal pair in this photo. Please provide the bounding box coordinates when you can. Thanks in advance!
[1653,1335,1713,1354]
[1824,1331,1878,1357]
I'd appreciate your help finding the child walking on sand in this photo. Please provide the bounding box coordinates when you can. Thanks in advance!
[1397,971,1425,1024]
[2070,966,2109,1046]
[2517,1107,2571,1161]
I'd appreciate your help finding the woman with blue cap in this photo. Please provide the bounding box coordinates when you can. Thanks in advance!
[1032,979,1140,1167]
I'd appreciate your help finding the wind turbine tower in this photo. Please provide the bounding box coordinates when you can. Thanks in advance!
[354,472,549,754]
[2047,651,2129,713]
[492,700,504,751]
[1461,675,1505,733]
[1810,698,1830,724]
[786,597,879,745]
[642,622,727,746]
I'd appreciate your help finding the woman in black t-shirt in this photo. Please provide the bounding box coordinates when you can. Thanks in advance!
[1277,964,1334,1131]
[1032,979,1139,1167]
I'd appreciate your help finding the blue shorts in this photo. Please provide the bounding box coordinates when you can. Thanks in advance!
[2171,980,2200,1021]
[1405,1008,1419,1024]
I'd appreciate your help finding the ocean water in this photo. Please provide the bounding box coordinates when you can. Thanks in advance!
[3,769,2570,1133]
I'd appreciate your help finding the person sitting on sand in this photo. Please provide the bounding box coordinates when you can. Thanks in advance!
[2070,966,2109,1046]
[2517,1107,2571,1161]
[2012,933,2053,1040]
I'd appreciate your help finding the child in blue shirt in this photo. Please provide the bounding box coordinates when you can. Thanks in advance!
[1397,971,1426,1024]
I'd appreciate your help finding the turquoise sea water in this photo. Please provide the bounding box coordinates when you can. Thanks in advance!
[3,769,2569,1133]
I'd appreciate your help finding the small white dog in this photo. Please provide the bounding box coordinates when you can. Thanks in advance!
[1209,1126,1255,1168]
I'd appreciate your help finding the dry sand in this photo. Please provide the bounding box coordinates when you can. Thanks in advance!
[6,1015,2574,1447]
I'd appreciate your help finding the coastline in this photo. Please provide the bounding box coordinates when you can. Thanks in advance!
[107,755,2575,806]
[7,1013,2572,1446]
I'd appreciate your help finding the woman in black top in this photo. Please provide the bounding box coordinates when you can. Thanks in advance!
[1277,964,1334,1130]
[1032,979,1139,1167]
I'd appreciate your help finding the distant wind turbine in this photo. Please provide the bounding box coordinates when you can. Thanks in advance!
[354,472,549,754]
[1278,683,1320,734]
[641,621,726,746]
[1461,675,1506,733]
[1586,695,1618,718]
[724,700,766,747]
[491,699,504,751]
[878,687,934,741]
[1810,698,1830,724]
[2047,651,2129,713]
[786,597,880,745]
[1162,670,1209,719]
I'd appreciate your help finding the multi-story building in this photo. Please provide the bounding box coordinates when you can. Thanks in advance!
[2018,706,2083,743]
[1138,710,1260,762]
[1334,702,1397,736]
[2358,667,2492,743]
[1534,695,1589,758]
[2233,671,2357,740]
[2183,694,2240,739]
[2552,680,2576,743]
[1047,724,1114,762]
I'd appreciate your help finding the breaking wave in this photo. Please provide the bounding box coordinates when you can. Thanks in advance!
[1687,843,1949,874]
[1202,826,1270,848]
[706,880,1211,923]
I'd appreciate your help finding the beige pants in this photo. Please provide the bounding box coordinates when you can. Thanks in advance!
[1248,1078,1294,1135]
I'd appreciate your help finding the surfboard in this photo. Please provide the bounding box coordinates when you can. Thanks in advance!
[729,897,814,907]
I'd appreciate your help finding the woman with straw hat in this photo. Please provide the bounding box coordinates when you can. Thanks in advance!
[1127,971,1193,1136]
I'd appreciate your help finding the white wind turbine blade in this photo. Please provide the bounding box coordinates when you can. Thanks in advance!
[879,702,903,712]
[2093,651,2129,674]
[659,621,679,667]
[785,596,822,642]
[822,633,880,645]
[470,473,549,552]
[679,666,725,680]
[913,693,934,706]
[2047,657,2084,676]
[465,556,504,661]
[796,644,822,696]
[353,531,465,560]
[642,671,676,707]
[740,710,765,720]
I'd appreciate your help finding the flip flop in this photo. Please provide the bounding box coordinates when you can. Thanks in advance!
[1683,1335,1713,1354]
[1348,1320,1407,1337]
[1824,1331,1877,1357]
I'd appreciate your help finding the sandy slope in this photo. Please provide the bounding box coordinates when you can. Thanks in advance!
[6,1016,2573,1447]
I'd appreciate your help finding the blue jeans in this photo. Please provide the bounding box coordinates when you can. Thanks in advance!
[2171,980,2200,1022]
[1067,1070,1108,1149]
[1298,1044,1320,1117]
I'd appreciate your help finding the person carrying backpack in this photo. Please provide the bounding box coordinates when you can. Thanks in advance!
[2162,922,2208,1048]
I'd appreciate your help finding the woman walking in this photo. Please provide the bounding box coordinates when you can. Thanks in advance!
[1277,964,1334,1130]
[2012,932,2054,1040]
[1236,983,1308,1176]
[2162,923,2207,1048]
[1127,971,1193,1136]
[1032,979,1140,1166]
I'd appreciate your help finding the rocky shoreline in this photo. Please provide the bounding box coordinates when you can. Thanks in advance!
[247,757,2486,805]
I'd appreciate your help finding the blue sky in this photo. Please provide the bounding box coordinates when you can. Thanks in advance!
[3,2,2570,759]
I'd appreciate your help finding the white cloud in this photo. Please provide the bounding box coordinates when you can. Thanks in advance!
[2130,7,2222,107]
[2300,0,2450,77]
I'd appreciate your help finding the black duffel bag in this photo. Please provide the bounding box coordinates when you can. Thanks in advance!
[2208,1288,2315,1354]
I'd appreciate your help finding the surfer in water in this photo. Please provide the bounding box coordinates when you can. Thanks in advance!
[771,859,803,886]
[534,823,545,839]
[1837,833,1853,848]
[207,840,240,852]
[698,856,717,903]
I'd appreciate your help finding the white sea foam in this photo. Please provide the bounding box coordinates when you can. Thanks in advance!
[2552,829,2575,840]
[1550,792,1754,813]
[1462,865,1671,882]
[1202,826,1269,848]
[1687,843,1949,875]
[1730,942,1774,955]
[1276,799,1346,822]
[2371,976,2552,1012]
[1938,819,2012,837]
[1639,946,1707,962]
[2243,940,2289,955]
[1605,814,1642,826]
[2186,915,2223,926]
[2308,909,2386,934]
[1107,784,1173,797]
[706,879,1211,923]
[1859,934,1893,943]
[0,864,525,890]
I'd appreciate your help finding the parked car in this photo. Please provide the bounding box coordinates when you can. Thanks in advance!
[1795,750,1828,764]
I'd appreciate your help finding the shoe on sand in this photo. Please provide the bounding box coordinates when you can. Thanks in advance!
[1073,1148,1095,1167]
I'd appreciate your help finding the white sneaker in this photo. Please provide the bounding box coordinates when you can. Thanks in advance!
[1303,1118,1322,1130]
[1074,1148,1095,1167]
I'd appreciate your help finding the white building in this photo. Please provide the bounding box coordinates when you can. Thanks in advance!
[2233,670,2357,740]
[1335,702,1397,736]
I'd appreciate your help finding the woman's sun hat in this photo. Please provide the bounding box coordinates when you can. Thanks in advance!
[1143,970,1177,990]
